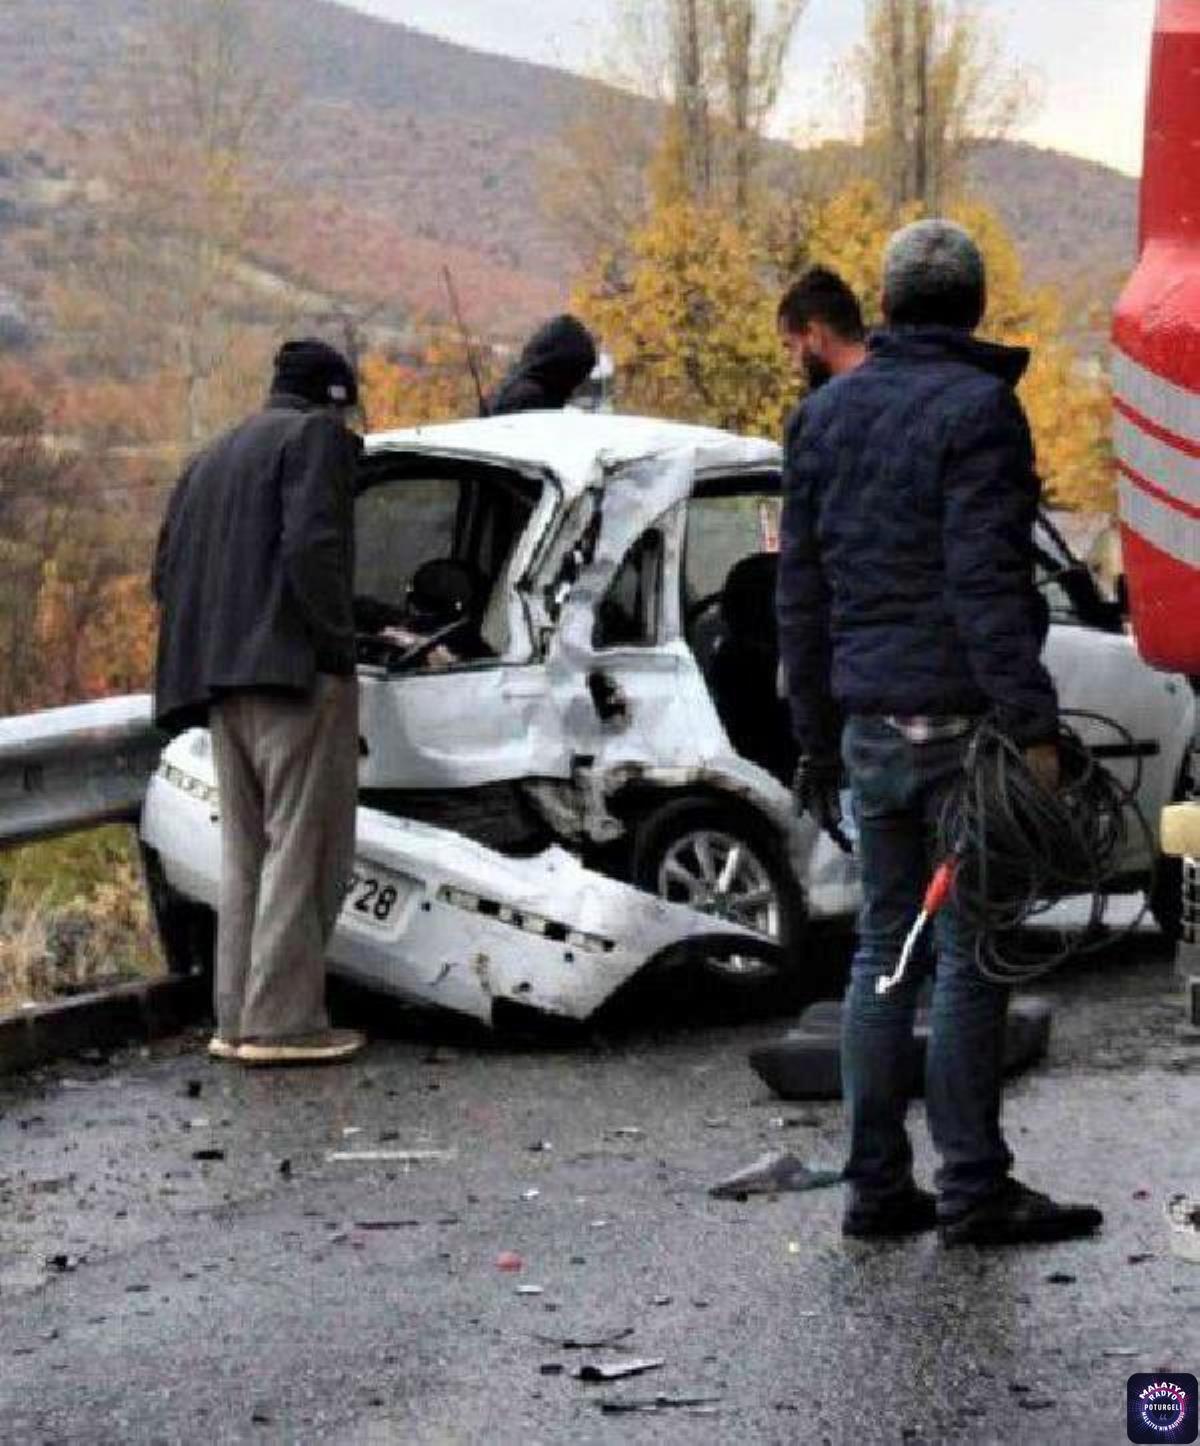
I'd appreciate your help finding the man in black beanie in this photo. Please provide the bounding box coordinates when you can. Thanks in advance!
[153,338,366,1066]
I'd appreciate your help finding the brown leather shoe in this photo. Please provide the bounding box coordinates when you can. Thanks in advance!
[237,1029,366,1066]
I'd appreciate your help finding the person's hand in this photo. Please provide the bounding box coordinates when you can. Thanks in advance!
[793,754,852,853]
[1023,741,1060,793]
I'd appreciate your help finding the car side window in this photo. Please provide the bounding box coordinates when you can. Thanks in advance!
[593,531,663,648]
[355,477,460,611]
[683,492,781,611]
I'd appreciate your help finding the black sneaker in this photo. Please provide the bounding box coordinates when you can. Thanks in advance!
[843,1187,938,1239]
[939,1180,1103,1247]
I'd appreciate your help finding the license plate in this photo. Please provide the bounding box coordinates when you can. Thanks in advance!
[340,863,413,934]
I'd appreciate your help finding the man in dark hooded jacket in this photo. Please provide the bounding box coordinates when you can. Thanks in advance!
[153,338,365,1068]
[777,220,1102,1248]
[487,314,597,415]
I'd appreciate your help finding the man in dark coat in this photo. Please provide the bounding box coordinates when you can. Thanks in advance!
[487,313,597,415]
[777,220,1102,1247]
[153,339,365,1067]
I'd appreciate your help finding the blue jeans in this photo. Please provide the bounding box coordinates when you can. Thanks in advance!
[841,715,1012,1217]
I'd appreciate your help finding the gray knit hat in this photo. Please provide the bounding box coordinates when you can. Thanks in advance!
[882,220,986,331]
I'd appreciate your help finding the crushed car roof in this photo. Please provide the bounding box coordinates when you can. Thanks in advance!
[365,411,781,494]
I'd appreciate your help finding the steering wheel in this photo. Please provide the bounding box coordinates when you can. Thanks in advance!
[377,618,468,675]
[685,590,725,626]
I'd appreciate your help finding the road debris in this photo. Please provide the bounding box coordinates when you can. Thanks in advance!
[709,1151,841,1200]
[1127,1252,1154,1264]
[521,1188,541,1201]
[575,1357,665,1383]
[354,1220,421,1231]
[496,1251,523,1273]
[45,1254,82,1273]
[1166,1193,1200,1263]
[607,1127,645,1140]
[278,1159,292,1179]
[184,1080,203,1099]
[539,1363,564,1376]
[597,1395,722,1415]
[192,1148,225,1162]
[517,1285,544,1296]
[326,1149,457,1164]
[528,1140,553,1153]
[535,1327,634,1350]
[1044,1272,1076,1284]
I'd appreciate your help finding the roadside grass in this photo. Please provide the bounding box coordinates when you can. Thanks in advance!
[0,826,164,1012]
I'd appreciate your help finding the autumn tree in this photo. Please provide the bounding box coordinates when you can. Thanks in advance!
[53,0,294,447]
[854,0,1036,213]
[572,195,786,435]
[359,331,498,433]
[543,0,808,265]
[573,179,1113,510]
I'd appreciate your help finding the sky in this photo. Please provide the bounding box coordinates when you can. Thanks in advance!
[343,0,1157,176]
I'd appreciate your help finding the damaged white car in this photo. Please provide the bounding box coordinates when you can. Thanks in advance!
[140,411,1194,1026]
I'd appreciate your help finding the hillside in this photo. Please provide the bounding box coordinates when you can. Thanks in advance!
[0,0,1138,344]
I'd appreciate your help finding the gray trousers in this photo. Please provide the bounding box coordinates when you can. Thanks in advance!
[210,675,358,1041]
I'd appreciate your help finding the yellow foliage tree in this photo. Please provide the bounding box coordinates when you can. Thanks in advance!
[572,197,787,436]
[359,333,493,433]
[572,174,1114,510]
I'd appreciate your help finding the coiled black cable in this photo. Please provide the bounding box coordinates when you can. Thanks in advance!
[935,712,1158,984]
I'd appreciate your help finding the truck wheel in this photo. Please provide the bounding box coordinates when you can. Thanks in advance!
[630,796,817,1008]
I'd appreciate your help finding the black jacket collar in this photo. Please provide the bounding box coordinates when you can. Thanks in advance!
[265,390,324,413]
[868,326,1030,386]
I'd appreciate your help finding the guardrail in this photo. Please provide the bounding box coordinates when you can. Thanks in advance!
[0,694,164,850]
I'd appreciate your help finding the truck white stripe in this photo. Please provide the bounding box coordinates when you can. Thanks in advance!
[1112,348,1200,445]
[1114,412,1200,510]
[1118,476,1200,565]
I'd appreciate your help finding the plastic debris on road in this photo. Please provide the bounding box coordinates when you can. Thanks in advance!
[1166,1193,1200,1263]
[575,1358,665,1383]
[709,1150,841,1200]
[325,1149,456,1164]
[597,1395,722,1415]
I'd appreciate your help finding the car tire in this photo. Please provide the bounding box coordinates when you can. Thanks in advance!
[1149,852,1184,941]
[141,846,215,979]
[629,795,818,1010]
[1148,768,1193,942]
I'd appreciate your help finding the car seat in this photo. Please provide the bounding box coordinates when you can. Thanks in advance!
[706,553,797,783]
[404,558,494,660]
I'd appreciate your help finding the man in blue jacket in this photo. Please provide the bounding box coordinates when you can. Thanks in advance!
[777,220,1102,1246]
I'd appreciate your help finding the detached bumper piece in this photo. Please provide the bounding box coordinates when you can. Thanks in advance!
[749,997,1052,1101]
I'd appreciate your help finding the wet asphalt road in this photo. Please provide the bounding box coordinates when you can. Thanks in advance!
[1,936,1198,1445]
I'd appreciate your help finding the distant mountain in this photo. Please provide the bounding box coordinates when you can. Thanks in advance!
[0,0,1138,342]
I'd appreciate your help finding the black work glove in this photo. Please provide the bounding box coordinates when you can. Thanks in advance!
[793,754,853,854]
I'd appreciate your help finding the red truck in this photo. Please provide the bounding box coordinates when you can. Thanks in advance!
[1114,0,1200,1006]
